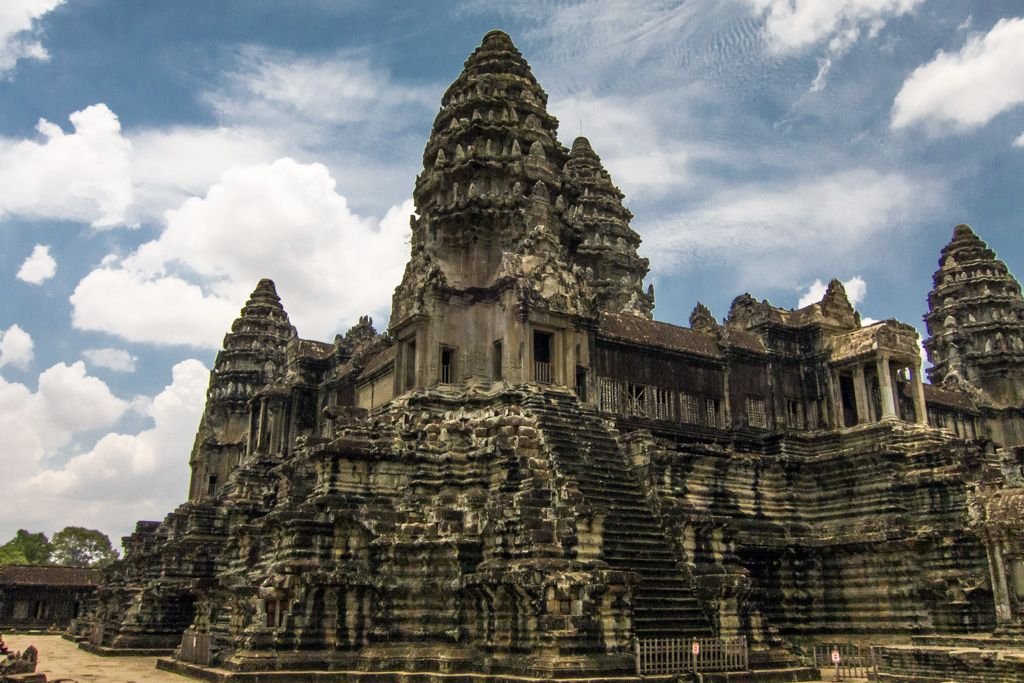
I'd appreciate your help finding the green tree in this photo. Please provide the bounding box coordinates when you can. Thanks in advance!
[0,529,51,565]
[49,527,119,567]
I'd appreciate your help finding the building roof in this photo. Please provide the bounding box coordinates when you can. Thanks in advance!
[599,313,722,358]
[923,383,978,411]
[0,564,100,588]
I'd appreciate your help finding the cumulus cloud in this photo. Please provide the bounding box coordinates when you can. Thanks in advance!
[0,361,127,481]
[797,275,866,308]
[644,168,943,288]
[0,324,34,369]
[0,359,207,541]
[892,17,1024,133]
[72,159,412,347]
[128,125,282,223]
[16,244,56,284]
[0,103,133,227]
[82,347,137,373]
[749,0,923,54]
[0,0,64,74]
[1016,132,1024,148]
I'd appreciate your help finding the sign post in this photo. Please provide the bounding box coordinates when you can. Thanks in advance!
[832,647,841,681]
[692,639,700,673]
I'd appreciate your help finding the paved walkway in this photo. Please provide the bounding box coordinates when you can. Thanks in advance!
[3,634,189,682]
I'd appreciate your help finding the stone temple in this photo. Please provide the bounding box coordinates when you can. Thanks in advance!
[72,31,1024,682]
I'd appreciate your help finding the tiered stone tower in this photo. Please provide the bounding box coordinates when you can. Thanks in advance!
[924,224,1024,406]
[187,279,296,502]
[391,30,651,393]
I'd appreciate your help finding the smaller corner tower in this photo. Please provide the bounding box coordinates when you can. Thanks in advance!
[924,224,1024,407]
[187,279,296,502]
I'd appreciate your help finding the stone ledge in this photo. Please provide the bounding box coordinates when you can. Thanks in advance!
[156,658,674,683]
[78,640,175,657]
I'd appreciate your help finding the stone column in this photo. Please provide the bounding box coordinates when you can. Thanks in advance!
[910,364,928,425]
[877,355,897,420]
[852,364,870,424]
[829,370,844,428]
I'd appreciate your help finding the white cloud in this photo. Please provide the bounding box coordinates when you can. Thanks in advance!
[0,103,133,227]
[1016,132,1024,148]
[550,92,691,196]
[644,168,943,288]
[892,17,1024,133]
[72,159,412,347]
[1,359,206,542]
[0,324,34,369]
[797,275,866,308]
[204,47,435,141]
[749,0,923,54]
[16,243,56,284]
[127,125,282,223]
[82,348,137,373]
[0,0,63,74]
[0,361,127,478]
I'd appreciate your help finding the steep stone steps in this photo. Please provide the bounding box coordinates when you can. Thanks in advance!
[523,389,712,639]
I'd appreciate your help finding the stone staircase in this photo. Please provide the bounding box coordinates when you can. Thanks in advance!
[522,389,712,639]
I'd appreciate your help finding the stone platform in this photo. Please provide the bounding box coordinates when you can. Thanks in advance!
[3,634,188,682]
[872,634,1024,682]
[157,658,819,683]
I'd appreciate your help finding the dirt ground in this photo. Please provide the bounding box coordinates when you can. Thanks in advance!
[2,634,189,683]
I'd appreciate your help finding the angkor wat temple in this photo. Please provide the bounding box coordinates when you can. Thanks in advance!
[74,31,1024,682]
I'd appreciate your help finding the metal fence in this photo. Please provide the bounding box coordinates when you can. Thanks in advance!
[635,636,748,675]
[179,629,212,666]
[813,643,873,679]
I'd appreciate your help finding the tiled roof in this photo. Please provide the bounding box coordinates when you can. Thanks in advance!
[599,313,721,357]
[0,564,100,587]
[358,345,397,381]
[923,384,978,411]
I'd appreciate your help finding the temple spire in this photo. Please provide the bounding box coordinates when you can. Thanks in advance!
[924,224,1024,406]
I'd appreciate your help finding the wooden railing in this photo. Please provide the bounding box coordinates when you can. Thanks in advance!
[635,636,748,675]
[534,361,552,384]
[179,628,212,665]
[813,643,873,679]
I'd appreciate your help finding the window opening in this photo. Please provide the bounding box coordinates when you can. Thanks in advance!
[440,346,455,384]
[492,341,503,380]
[533,331,553,384]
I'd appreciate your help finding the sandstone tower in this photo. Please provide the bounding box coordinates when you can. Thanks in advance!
[74,31,1024,683]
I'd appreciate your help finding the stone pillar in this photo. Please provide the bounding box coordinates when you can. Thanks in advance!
[877,355,897,421]
[910,365,928,425]
[986,532,1013,626]
[852,364,870,424]
[829,370,844,428]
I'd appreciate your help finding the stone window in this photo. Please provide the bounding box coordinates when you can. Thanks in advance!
[207,475,218,497]
[627,384,647,417]
[746,397,768,429]
[440,346,456,384]
[705,398,721,427]
[533,331,553,384]
[680,393,701,424]
[599,378,622,413]
[402,339,416,390]
[265,598,285,628]
[787,399,804,429]
[575,365,588,402]
[492,340,503,380]
[652,387,673,420]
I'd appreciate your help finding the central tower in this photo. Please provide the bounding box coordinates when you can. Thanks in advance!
[389,30,652,394]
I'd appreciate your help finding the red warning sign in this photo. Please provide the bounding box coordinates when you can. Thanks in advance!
[831,649,841,664]
[692,640,700,656]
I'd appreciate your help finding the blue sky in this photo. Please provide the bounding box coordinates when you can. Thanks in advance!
[1,0,1022,546]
